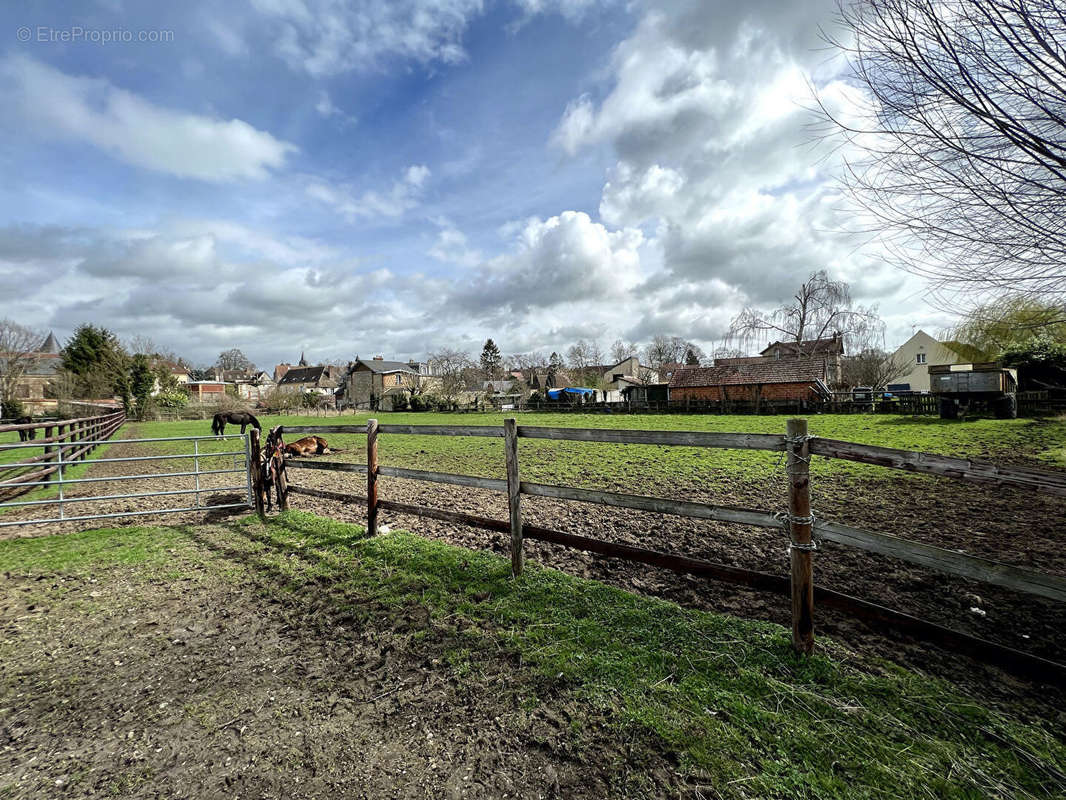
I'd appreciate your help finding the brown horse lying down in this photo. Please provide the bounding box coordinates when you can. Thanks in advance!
[283,436,330,457]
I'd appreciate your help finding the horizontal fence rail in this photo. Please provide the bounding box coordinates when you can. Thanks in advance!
[0,485,249,509]
[267,418,1066,682]
[0,409,126,496]
[516,426,786,451]
[2,467,245,490]
[519,482,783,529]
[809,438,1066,497]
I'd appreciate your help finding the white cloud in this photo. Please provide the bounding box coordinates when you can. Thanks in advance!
[0,55,296,181]
[248,0,484,76]
[307,164,431,221]
[548,0,918,343]
[449,210,644,313]
[428,221,482,267]
[314,90,357,125]
[0,221,416,367]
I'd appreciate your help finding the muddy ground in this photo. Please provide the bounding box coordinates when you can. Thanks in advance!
[0,536,673,798]
[287,465,1066,707]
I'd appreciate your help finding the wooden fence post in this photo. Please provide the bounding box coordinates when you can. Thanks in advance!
[504,417,524,577]
[249,428,265,519]
[786,417,814,655]
[367,418,379,535]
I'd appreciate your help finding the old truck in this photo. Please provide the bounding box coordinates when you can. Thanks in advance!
[928,362,1018,419]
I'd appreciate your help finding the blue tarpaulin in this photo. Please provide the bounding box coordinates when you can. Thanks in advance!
[547,387,596,400]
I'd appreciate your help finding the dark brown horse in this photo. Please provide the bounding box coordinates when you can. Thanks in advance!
[211,411,261,436]
[15,416,36,442]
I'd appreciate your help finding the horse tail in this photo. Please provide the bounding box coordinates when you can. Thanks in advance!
[211,413,221,436]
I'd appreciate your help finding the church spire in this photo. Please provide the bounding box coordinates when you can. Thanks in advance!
[298,351,307,366]
[40,331,60,354]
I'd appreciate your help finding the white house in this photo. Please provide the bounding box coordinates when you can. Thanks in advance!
[889,330,970,392]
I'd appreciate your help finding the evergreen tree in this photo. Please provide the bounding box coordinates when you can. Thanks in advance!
[480,339,502,379]
[61,324,128,399]
[548,351,564,369]
[128,354,156,419]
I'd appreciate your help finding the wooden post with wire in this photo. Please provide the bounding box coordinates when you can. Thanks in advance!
[249,427,265,519]
[503,417,524,577]
[786,417,814,655]
[367,418,379,535]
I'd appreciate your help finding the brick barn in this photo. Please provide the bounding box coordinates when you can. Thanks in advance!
[668,360,831,408]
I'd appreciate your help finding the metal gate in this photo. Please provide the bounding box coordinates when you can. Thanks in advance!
[0,434,253,528]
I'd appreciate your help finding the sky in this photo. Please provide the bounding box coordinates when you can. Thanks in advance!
[0,0,950,370]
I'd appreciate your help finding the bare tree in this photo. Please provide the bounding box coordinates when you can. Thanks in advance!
[712,344,749,361]
[396,369,427,398]
[0,319,44,416]
[567,339,604,386]
[609,339,639,364]
[126,334,157,356]
[428,348,475,405]
[642,335,706,370]
[216,348,255,373]
[507,352,545,387]
[841,349,909,389]
[728,271,882,355]
[821,0,1066,305]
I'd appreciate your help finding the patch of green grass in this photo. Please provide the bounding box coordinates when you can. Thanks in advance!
[0,523,192,573]
[7,511,1060,798]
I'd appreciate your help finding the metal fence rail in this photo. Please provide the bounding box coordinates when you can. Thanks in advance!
[0,433,253,528]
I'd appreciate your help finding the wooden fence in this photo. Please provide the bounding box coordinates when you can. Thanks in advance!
[0,406,126,496]
[251,419,1066,683]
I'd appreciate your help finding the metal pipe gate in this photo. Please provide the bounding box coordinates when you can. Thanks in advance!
[0,434,253,528]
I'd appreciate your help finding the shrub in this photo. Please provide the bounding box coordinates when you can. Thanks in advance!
[155,390,188,409]
[2,398,24,419]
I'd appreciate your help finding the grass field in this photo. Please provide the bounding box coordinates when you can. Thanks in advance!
[128,411,1066,491]
[1,510,1063,798]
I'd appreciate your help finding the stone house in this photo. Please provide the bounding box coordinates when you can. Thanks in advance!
[341,357,439,411]
[592,356,659,390]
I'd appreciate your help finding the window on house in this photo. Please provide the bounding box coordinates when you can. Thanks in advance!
[916,353,927,365]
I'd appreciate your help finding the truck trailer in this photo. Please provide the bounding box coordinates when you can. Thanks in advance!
[928,362,1018,419]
